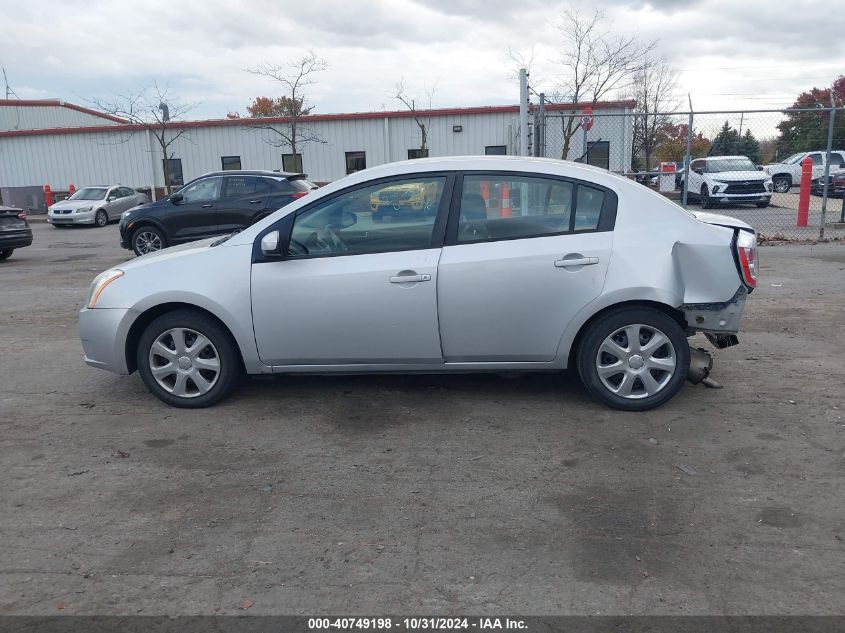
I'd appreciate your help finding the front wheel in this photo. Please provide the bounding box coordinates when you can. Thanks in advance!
[577,307,690,411]
[95,209,108,227]
[701,185,714,209]
[132,226,166,256]
[0,248,13,261]
[756,200,770,208]
[136,310,242,408]
[772,176,791,194]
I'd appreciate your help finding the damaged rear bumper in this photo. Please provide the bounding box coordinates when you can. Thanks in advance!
[681,285,747,344]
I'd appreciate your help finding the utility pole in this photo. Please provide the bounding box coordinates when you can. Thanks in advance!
[519,68,529,157]
[682,94,694,208]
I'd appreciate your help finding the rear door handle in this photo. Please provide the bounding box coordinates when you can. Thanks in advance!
[389,274,431,283]
[555,257,599,267]
[249,199,263,204]
[201,204,213,208]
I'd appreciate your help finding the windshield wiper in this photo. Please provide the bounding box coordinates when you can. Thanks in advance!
[210,229,241,247]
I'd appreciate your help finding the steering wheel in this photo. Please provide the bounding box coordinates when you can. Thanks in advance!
[314,226,349,252]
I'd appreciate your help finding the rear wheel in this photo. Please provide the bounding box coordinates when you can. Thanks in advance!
[136,310,242,408]
[756,200,770,208]
[132,226,166,256]
[95,209,108,227]
[0,248,13,261]
[577,307,690,411]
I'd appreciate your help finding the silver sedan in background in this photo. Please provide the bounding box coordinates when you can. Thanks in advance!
[48,185,148,227]
[79,156,757,412]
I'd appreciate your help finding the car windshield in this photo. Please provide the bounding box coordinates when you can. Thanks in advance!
[69,187,108,201]
[782,153,805,164]
[706,158,756,173]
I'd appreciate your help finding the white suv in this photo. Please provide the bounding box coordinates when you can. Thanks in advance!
[764,151,845,193]
[683,156,773,209]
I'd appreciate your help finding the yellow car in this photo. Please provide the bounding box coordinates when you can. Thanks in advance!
[370,181,439,221]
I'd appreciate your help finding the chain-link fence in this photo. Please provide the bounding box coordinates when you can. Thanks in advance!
[534,105,845,241]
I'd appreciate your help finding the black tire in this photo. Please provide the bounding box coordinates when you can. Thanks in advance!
[136,309,242,408]
[577,307,690,412]
[95,209,108,227]
[0,248,13,261]
[756,200,770,208]
[701,185,714,209]
[131,226,167,256]
[772,176,791,194]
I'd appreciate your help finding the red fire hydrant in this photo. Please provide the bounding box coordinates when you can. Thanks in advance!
[797,156,813,227]
[44,184,53,209]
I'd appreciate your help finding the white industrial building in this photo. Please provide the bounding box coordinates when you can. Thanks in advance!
[0,98,634,211]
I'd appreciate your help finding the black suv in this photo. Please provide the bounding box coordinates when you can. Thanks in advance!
[0,206,33,261]
[119,170,317,256]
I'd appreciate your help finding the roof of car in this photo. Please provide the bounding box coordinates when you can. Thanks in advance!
[703,156,751,160]
[199,170,304,178]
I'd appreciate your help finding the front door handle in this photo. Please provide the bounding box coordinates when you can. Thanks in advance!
[554,256,599,267]
[389,273,431,283]
[201,204,213,208]
[249,199,263,204]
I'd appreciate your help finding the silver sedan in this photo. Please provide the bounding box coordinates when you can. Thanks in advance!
[48,185,148,227]
[79,157,757,411]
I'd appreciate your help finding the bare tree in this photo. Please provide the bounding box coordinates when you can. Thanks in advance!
[394,79,436,155]
[246,51,328,164]
[90,84,197,194]
[552,8,655,159]
[630,55,679,170]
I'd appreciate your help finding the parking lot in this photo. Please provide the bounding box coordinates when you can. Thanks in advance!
[2,222,845,615]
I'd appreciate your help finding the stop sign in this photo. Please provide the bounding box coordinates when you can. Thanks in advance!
[581,106,594,131]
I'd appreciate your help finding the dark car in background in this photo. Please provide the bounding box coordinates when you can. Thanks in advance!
[0,206,33,260]
[811,168,845,198]
[119,170,318,256]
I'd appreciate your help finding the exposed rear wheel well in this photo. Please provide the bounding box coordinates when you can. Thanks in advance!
[125,302,243,373]
[567,300,687,369]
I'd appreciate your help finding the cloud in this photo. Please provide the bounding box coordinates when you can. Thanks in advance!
[0,0,841,121]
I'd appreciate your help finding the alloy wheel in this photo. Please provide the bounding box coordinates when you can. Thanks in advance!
[135,230,163,254]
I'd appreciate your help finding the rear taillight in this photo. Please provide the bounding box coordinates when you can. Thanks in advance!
[17,212,27,220]
[735,230,758,288]
[290,191,309,200]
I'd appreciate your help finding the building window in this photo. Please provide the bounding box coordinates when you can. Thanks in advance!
[345,151,366,175]
[163,158,184,187]
[282,153,303,173]
[221,155,242,171]
[408,148,429,159]
[586,141,610,170]
[485,145,507,156]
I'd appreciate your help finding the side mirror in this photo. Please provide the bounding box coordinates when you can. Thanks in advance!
[261,230,281,257]
[170,193,183,204]
[756,165,764,171]
[340,211,357,229]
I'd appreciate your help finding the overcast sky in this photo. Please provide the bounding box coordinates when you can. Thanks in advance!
[1,0,843,130]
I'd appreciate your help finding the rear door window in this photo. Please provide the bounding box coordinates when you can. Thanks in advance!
[452,174,612,243]
[223,176,257,198]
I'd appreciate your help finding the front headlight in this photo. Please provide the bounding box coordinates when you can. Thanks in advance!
[75,206,92,213]
[86,269,124,309]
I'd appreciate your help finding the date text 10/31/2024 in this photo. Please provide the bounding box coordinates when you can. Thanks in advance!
[307,617,528,630]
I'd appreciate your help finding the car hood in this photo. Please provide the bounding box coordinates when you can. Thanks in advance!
[709,171,769,182]
[118,237,220,272]
[51,199,103,210]
[692,211,753,231]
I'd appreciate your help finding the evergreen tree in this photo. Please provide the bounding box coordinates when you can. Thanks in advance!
[709,121,741,156]
[740,129,761,164]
